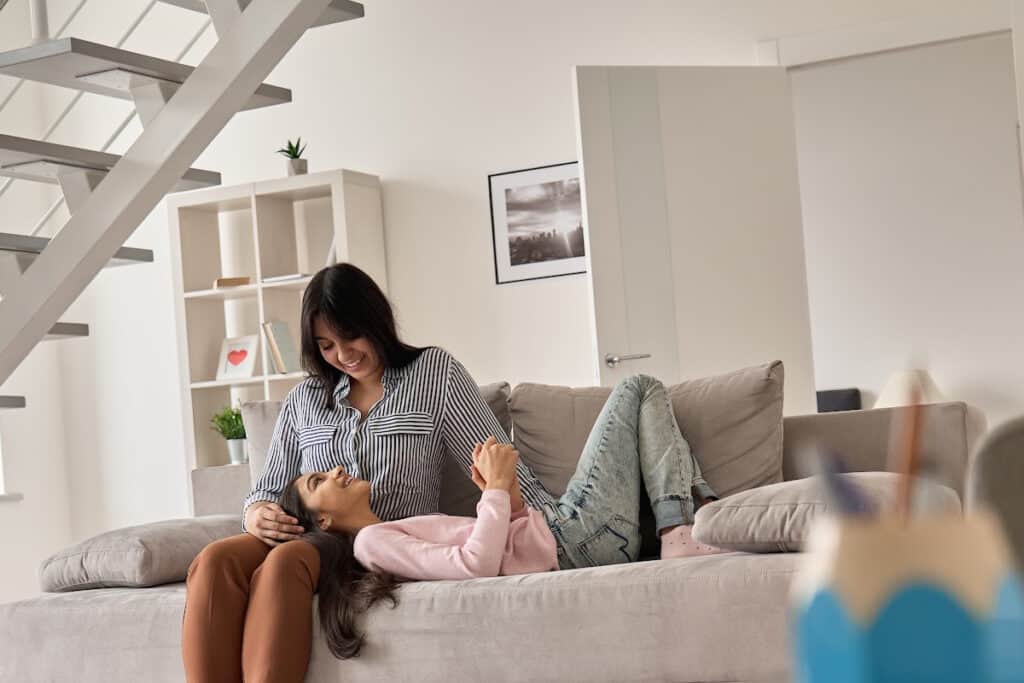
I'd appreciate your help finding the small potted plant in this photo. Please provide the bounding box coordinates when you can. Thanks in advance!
[210,405,247,465]
[277,137,308,176]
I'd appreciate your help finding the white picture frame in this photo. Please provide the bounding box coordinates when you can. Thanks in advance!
[215,334,259,380]
[488,161,586,284]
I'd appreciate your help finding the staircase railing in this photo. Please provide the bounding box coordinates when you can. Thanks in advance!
[0,0,338,384]
[0,0,213,237]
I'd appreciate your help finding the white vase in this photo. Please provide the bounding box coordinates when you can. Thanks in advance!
[286,158,307,176]
[226,438,248,465]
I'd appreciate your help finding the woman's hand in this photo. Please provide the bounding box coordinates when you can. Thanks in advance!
[472,436,519,492]
[471,441,526,512]
[244,501,305,547]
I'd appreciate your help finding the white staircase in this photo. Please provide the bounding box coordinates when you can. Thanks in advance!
[0,0,364,413]
[0,37,292,110]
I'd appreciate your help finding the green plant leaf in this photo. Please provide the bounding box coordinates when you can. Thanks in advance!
[209,405,246,440]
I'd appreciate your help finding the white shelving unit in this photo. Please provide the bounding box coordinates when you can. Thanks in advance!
[168,169,388,472]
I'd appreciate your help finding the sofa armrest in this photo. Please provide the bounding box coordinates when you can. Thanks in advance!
[967,416,1024,569]
[782,402,969,497]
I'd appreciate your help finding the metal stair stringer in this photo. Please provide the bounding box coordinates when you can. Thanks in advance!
[0,0,334,385]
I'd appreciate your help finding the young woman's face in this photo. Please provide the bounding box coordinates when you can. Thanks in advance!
[313,316,382,382]
[296,465,373,532]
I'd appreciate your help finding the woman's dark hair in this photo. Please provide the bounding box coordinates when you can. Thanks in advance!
[300,263,427,410]
[280,476,399,659]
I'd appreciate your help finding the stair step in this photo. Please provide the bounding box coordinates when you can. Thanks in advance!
[159,0,363,28]
[0,396,26,410]
[0,37,291,110]
[0,134,220,189]
[0,232,153,267]
[46,322,89,340]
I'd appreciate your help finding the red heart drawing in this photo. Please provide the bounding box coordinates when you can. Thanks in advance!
[227,349,248,366]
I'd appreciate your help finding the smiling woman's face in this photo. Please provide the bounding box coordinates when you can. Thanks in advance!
[313,316,382,383]
[296,465,373,532]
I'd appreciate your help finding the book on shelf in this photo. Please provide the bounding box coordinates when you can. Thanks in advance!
[213,276,252,289]
[262,273,311,284]
[262,321,301,374]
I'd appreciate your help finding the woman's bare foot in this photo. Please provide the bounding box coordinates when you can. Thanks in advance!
[659,525,727,560]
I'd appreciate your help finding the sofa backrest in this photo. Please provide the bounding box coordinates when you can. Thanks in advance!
[200,367,970,517]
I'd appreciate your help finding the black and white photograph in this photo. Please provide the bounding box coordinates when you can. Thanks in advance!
[488,162,586,284]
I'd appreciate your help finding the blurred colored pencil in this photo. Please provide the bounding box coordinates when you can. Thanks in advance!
[894,385,923,520]
[819,451,874,516]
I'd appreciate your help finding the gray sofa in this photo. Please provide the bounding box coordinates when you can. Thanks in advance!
[0,364,1000,683]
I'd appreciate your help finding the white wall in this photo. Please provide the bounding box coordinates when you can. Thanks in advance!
[0,0,994,601]
[791,32,1024,430]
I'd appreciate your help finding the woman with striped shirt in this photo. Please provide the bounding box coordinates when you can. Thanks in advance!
[181,263,549,683]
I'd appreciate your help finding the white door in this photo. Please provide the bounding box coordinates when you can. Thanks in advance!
[574,66,817,415]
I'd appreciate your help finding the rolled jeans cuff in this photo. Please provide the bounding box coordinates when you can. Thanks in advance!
[693,480,718,503]
[652,496,693,532]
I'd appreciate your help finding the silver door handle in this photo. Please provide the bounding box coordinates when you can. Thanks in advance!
[604,353,652,368]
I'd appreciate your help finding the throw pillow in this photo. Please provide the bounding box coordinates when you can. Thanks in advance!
[691,472,962,553]
[40,515,242,592]
[509,362,786,497]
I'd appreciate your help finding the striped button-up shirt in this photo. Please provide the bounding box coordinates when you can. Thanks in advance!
[243,347,551,521]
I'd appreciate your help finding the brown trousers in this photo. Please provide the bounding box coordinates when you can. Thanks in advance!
[181,533,321,683]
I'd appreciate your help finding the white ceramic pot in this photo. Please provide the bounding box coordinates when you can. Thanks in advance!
[227,438,248,465]
[286,158,307,176]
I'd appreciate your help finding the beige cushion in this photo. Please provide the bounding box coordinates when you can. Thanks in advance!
[692,472,962,552]
[39,515,242,592]
[510,362,786,497]
[240,382,513,517]
[242,399,284,485]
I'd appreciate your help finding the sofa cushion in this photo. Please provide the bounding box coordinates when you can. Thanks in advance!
[3,553,801,683]
[39,515,242,592]
[692,472,962,552]
[240,382,513,517]
[509,362,786,497]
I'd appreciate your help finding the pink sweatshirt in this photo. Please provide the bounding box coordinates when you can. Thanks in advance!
[353,490,559,580]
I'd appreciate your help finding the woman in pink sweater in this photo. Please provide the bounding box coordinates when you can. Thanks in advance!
[279,374,721,660]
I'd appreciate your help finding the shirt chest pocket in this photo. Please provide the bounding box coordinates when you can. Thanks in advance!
[297,424,338,456]
[367,411,435,439]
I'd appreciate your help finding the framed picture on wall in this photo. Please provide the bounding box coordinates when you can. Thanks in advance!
[488,162,587,284]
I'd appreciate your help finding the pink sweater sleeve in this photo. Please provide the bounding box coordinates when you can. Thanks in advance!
[354,490,512,580]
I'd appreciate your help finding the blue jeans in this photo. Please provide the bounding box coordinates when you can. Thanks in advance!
[537,375,716,569]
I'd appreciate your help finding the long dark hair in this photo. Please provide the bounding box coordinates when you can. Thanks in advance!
[300,263,427,410]
[280,476,399,659]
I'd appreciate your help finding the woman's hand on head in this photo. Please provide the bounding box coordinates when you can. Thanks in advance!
[245,501,306,547]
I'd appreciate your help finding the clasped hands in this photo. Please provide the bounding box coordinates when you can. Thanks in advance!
[470,436,525,513]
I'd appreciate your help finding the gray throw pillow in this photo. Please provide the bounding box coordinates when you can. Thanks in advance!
[509,362,786,497]
[39,515,242,592]
[692,472,961,552]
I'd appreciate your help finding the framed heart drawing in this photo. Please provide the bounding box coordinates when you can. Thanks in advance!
[215,334,259,381]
